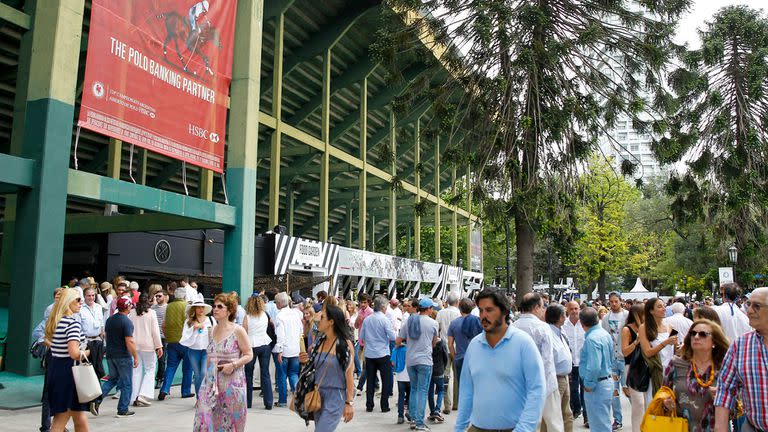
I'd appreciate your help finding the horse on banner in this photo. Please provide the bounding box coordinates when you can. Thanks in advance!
[160,11,221,77]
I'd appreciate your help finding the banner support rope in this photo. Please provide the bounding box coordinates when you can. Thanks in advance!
[73,126,81,170]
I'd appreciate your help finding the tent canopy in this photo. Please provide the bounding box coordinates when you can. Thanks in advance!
[630,277,649,293]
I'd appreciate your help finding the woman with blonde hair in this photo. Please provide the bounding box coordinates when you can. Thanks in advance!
[242,293,274,409]
[45,288,91,432]
[661,319,730,432]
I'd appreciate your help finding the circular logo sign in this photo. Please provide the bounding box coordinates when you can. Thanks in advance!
[92,81,105,99]
[154,239,171,264]
[209,133,220,143]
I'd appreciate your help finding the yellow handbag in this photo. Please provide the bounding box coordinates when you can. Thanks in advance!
[640,386,689,432]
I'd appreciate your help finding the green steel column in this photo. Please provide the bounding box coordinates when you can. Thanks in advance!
[198,168,213,200]
[451,166,458,265]
[413,118,421,260]
[358,78,367,250]
[223,0,264,298]
[107,138,122,179]
[465,165,472,270]
[319,49,331,241]
[346,201,353,247]
[0,0,33,297]
[287,182,295,236]
[388,110,397,255]
[137,149,148,185]
[6,0,85,375]
[268,12,284,228]
[434,136,441,261]
[370,213,376,252]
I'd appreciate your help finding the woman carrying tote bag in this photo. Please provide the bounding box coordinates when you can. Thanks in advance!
[45,287,92,432]
[623,304,650,432]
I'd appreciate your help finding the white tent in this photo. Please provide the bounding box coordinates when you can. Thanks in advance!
[623,277,657,300]
[630,277,649,293]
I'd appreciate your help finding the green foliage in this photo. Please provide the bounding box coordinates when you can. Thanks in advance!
[657,6,768,274]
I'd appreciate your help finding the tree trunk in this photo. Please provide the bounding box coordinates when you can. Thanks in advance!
[515,207,535,305]
[597,269,606,301]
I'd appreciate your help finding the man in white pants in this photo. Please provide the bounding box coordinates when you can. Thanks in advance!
[514,293,564,432]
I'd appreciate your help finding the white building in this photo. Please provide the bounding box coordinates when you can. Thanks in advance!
[599,115,669,180]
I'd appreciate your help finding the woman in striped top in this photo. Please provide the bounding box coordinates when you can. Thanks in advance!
[44,287,91,432]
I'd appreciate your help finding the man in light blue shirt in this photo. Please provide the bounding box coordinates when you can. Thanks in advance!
[455,290,546,432]
[545,304,574,432]
[359,295,396,412]
[579,307,615,432]
[513,293,563,432]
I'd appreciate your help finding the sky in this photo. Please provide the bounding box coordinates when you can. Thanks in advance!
[674,0,765,48]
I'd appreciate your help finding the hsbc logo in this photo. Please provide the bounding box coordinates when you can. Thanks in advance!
[188,124,220,143]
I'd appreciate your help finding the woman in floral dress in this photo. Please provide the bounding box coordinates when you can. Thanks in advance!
[194,293,253,432]
[661,319,730,432]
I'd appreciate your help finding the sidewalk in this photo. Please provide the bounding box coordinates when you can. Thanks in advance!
[0,386,632,432]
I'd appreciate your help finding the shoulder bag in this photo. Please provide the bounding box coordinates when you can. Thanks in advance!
[72,352,102,403]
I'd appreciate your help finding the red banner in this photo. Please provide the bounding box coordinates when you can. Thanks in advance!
[78,0,237,173]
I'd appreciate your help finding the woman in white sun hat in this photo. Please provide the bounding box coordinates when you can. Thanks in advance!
[181,294,214,396]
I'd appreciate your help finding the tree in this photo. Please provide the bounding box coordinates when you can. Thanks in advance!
[383,0,689,303]
[655,6,768,284]
[567,158,640,298]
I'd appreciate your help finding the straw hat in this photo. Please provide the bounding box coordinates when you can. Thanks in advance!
[185,293,212,315]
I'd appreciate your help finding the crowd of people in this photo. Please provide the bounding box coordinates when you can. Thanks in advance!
[33,275,768,432]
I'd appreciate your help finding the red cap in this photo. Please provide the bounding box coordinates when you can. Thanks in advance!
[116,297,133,311]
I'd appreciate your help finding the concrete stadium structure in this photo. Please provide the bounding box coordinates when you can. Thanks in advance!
[0,0,481,376]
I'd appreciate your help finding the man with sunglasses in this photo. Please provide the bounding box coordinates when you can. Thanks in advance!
[715,287,768,432]
[151,290,168,389]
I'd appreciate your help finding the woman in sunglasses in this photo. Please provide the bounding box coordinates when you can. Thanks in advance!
[661,319,730,432]
[193,292,253,432]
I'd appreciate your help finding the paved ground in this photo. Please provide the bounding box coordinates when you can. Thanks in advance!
[0,386,633,432]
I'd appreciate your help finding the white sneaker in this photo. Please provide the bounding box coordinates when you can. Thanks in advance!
[137,396,152,406]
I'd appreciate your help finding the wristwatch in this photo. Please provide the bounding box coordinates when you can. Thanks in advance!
[345,400,354,406]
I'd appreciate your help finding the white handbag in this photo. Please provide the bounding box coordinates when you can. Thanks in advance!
[71,353,102,403]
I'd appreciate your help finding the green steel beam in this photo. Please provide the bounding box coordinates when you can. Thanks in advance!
[0,153,35,188]
[65,213,225,234]
[260,1,379,96]
[268,12,285,228]
[329,63,427,143]
[413,118,421,260]
[388,110,397,255]
[282,162,349,177]
[358,77,367,250]
[147,160,183,188]
[434,135,441,261]
[223,0,264,297]
[263,0,296,21]
[367,99,430,154]
[67,169,236,225]
[0,2,31,29]
[6,0,85,376]
[286,57,378,127]
[319,48,332,242]
[452,165,458,265]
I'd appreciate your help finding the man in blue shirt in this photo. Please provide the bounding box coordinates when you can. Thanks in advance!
[579,307,615,432]
[455,290,546,432]
[359,295,397,412]
[447,298,483,394]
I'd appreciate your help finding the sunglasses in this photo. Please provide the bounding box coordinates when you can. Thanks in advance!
[746,301,764,312]
[213,304,227,310]
[690,330,712,338]
[75,298,82,303]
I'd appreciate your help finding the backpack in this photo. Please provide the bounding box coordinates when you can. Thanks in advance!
[267,317,277,348]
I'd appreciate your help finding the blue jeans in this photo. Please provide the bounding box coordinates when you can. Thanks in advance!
[101,357,133,414]
[277,356,300,404]
[353,342,362,375]
[245,345,273,408]
[186,348,207,396]
[407,364,432,427]
[397,381,410,417]
[584,379,613,432]
[160,342,193,396]
[427,375,445,416]
[611,359,624,424]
